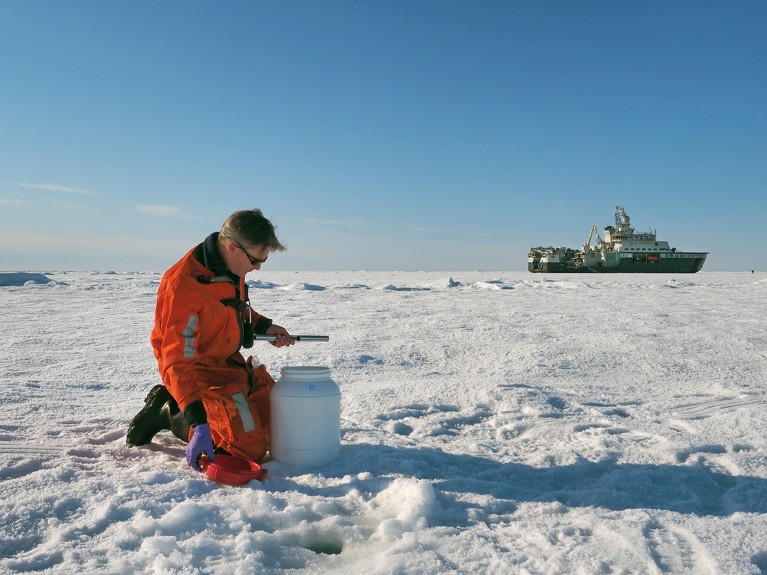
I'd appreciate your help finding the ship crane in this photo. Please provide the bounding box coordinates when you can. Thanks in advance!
[583,223,605,253]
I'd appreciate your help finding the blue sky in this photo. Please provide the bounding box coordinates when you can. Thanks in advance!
[1,1,765,272]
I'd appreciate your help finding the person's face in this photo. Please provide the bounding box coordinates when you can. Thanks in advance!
[227,241,270,276]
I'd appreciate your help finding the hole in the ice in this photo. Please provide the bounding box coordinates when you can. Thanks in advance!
[305,541,343,555]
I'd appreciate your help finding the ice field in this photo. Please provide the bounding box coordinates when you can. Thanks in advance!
[1,270,766,574]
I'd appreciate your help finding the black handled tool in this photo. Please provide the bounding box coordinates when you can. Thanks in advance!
[254,335,329,342]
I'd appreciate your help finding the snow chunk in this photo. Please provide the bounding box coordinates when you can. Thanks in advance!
[426,277,462,289]
[370,478,438,540]
[0,272,55,286]
[247,279,280,289]
[281,283,326,291]
[158,501,208,533]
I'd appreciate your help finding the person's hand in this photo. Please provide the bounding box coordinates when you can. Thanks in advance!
[266,324,295,347]
[186,423,214,472]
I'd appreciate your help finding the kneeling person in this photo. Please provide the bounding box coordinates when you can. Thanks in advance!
[126,209,295,470]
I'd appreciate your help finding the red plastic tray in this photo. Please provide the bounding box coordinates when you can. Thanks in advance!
[199,454,268,485]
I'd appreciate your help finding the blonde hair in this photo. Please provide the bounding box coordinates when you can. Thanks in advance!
[219,209,286,251]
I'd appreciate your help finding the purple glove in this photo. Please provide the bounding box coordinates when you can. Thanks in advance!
[186,423,214,472]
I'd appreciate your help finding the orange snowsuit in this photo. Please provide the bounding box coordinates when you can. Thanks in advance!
[151,233,276,462]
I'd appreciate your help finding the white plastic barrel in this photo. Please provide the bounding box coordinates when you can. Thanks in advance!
[269,366,341,467]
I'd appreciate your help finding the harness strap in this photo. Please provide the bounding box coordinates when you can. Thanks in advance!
[221,298,248,313]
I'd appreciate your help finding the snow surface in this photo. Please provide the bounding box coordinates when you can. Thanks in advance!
[1,270,766,575]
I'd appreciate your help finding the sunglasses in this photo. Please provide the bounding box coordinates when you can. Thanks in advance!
[236,242,268,266]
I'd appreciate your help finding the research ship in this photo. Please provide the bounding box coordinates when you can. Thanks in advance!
[528,205,708,273]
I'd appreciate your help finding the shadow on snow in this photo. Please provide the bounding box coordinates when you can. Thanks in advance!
[284,442,767,522]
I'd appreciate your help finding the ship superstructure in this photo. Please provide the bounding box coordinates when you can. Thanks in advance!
[528,205,707,273]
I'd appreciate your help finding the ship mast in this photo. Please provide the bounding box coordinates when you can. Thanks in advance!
[613,205,634,240]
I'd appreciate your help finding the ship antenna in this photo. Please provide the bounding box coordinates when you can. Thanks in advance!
[615,205,630,228]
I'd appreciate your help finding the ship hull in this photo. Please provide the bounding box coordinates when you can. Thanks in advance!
[528,255,707,273]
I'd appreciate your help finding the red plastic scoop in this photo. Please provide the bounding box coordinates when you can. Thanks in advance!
[199,454,268,485]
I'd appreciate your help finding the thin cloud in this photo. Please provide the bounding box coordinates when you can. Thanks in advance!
[136,204,189,219]
[15,182,99,196]
[0,198,26,205]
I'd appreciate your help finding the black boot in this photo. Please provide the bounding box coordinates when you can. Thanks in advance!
[126,385,173,446]
[162,396,191,443]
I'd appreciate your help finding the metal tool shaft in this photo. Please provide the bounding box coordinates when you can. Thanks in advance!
[254,335,329,342]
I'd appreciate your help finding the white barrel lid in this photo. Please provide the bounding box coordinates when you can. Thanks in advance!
[280,366,332,380]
